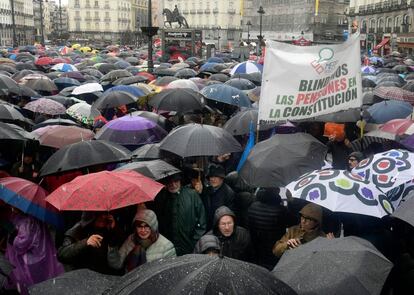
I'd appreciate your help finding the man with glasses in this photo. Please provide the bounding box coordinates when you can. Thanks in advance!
[273,203,330,257]
[347,151,365,171]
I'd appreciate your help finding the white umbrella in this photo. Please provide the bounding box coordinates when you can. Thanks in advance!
[166,79,199,92]
[72,82,103,95]
[66,102,101,125]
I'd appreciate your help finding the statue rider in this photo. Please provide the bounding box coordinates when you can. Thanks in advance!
[172,5,180,21]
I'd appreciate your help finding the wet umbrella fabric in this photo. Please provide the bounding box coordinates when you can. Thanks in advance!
[159,123,242,157]
[286,169,393,218]
[373,86,414,104]
[32,125,95,149]
[352,149,414,194]
[23,98,66,115]
[92,91,137,110]
[66,102,101,125]
[130,143,161,160]
[0,74,21,93]
[224,78,256,90]
[0,103,28,123]
[95,116,167,146]
[106,254,296,295]
[130,111,168,130]
[71,82,103,95]
[392,191,414,227]
[201,84,252,108]
[365,100,413,124]
[116,159,180,180]
[39,140,130,176]
[29,268,117,295]
[223,109,275,135]
[149,89,205,113]
[45,170,163,211]
[32,118,79,130]
[239,133,328,187]
[272,236,393,295]
[0,177,62,227]
[0,122,29,141]
[230,61,263,75]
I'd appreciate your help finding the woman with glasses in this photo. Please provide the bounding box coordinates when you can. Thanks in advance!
[107,209,176,273]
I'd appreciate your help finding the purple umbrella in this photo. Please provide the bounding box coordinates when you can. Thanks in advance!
[94,115,167,147]
[23,98,66,115]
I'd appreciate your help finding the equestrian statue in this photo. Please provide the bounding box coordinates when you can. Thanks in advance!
[163,5,189,28]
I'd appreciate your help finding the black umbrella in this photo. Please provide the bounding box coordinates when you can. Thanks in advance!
[149,89,205,113]
[239,132,327,187]
[402,82,414,92]
[209,73,230,83]
[11,69,36,82]
[153,76,178,86]
[15,62,37,71]
[154,67,176,77]
[225,78,256,90]
[363,91,384,105]
[106,254,296,295]
[130,143,161,160]
[11,85,40,97]
[100,70,132,84]
[0,102,28,123]
[377,68,397,74]
[272,236,393,295]
[392,191,414,227]
[159,123,242,157]
[223,109,275,135]
[0,121,28,141]
[92,91,137,110]
[45,95,81,107]
[116,159,180,180]
[98,63,117,75]
[0,64,17,74]
[80,68,103,79]
[113,76,148,85]
[0,74,21,93]
[39,140,130,176]
[362,78,376,88]
[23,77,58,93]
[29,269,117,295]
[174,68,197,79]
[310,108,362,122]
[32,118,80,130]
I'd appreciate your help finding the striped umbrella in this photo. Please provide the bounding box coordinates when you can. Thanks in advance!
[51,63,78,73]
[230,61,264,75]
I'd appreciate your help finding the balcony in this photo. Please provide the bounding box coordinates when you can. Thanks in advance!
[104,18,111,22]
[85,5,91,8]
[182,9,189,14]
[385,27,392,33]
[383,1,391,10]
[400,0,408,8]
[74,4,80,8]
[190,9,196,14]
[213,8,219,14]
[205,9,210,14]
[374,3,382,12]
[228,8,236,14]
[377,28,384,34]
[358,5,366,15]
[197,9,203,14]
[348,7,355,16]
[85,17,92,21]
[74,16,81,21]
[94,18,100,22]
[94,5,100,9]
[394,26,401,33]
[104,5,110,9]
[367,4,374,13]
[390,0,399,10]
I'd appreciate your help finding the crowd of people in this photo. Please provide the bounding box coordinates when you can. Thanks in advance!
[0,44,413,294]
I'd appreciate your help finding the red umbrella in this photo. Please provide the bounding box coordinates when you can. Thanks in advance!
[380,118,414,135]
[35,56,53,66]
[46,170,164,211]
[137,72,156,82]
[51,57,71,65]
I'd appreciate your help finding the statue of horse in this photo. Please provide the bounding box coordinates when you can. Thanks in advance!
[163,8,189,28]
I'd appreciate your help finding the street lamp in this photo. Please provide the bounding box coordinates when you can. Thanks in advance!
[216,26,221,52]
[246,20,252,44]
[257,6,265,55]
[141,0,158,73]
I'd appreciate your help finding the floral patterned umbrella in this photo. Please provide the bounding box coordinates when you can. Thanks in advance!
[286,169,393,218]
[23,98,66,115]
[45,170,164,211]
[352,149,414,194]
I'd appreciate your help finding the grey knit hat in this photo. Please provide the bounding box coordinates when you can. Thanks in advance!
[133,209,158,232]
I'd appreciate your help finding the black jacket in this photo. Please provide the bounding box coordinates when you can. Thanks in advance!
[207,206,253,262]
[202,183,235,231]
[248,193,287,270]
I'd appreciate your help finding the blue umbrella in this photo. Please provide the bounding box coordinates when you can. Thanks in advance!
[361,66,376,74]
[104,85,146,98]
[207,57,225,63]
[230,62,263,75]
[199,62,221,72]
[200,84,252,108]
[365,100,413,124]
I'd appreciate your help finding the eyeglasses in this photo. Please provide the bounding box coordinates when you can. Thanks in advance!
[300,215,317,223]
[136,224,150,230]
[348,158,358,161]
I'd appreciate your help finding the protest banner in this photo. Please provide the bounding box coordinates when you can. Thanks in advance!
[258,35,362,124]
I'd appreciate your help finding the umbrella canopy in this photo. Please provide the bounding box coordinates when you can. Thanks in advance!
[106,254,296,295]
[23,98,66,115]
[112,76,148,85]
[116,159,180,180]
[0,74,21,94]
[310,108,362,123]
[373,86,414,104]
[71,82,103,95]
[0,177,62,227]
[159,123,242,157]
[166,79,199,92]
[51,63,78,72]
[95,116,167,146]
[130,143,161,160]
[223,109,275,135]
[224,78,257,90]
[29,269,117,295]
[32,125,95,149]
[0,102,28,123]
[201,84,252,108]
[92,91,137,110]
[46,170,163,211]
[286,169,393,218]
[230,61,263,75]
[353,149,414,194]
[149,89,205,113]
[0,122,30,141]
[209,73,230,83]
[66,102,101,125]
[0,253,13,288]
[239,133,328,187]
[104,85,146,98]
[39,140,130,176]
[152,76,178,87]
[100,69,132,83]
[365,100,413,124]
[392,191,414,227]
[361,65,376,74]
[35,56,53,66]
[174,68,197,79]
[380,118,414,135]
[273,236,393,295]
[20,75,58,92]
[130,110,169,130]
[32,118,79,130]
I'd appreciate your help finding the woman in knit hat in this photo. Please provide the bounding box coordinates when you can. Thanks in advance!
[107,209,176,273]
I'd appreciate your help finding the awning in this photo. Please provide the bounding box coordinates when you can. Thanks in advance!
[374,38,390,50]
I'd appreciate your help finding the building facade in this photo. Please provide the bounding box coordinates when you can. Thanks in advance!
[33,0,52,43]
[67,0,133,44]
[347,0,414,54]
[0,0,35,46]
[50,2,69,42]
[162,0,243,51]
[242,0,350,44]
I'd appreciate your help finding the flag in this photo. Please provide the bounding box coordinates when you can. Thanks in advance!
[237,121,255,172]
